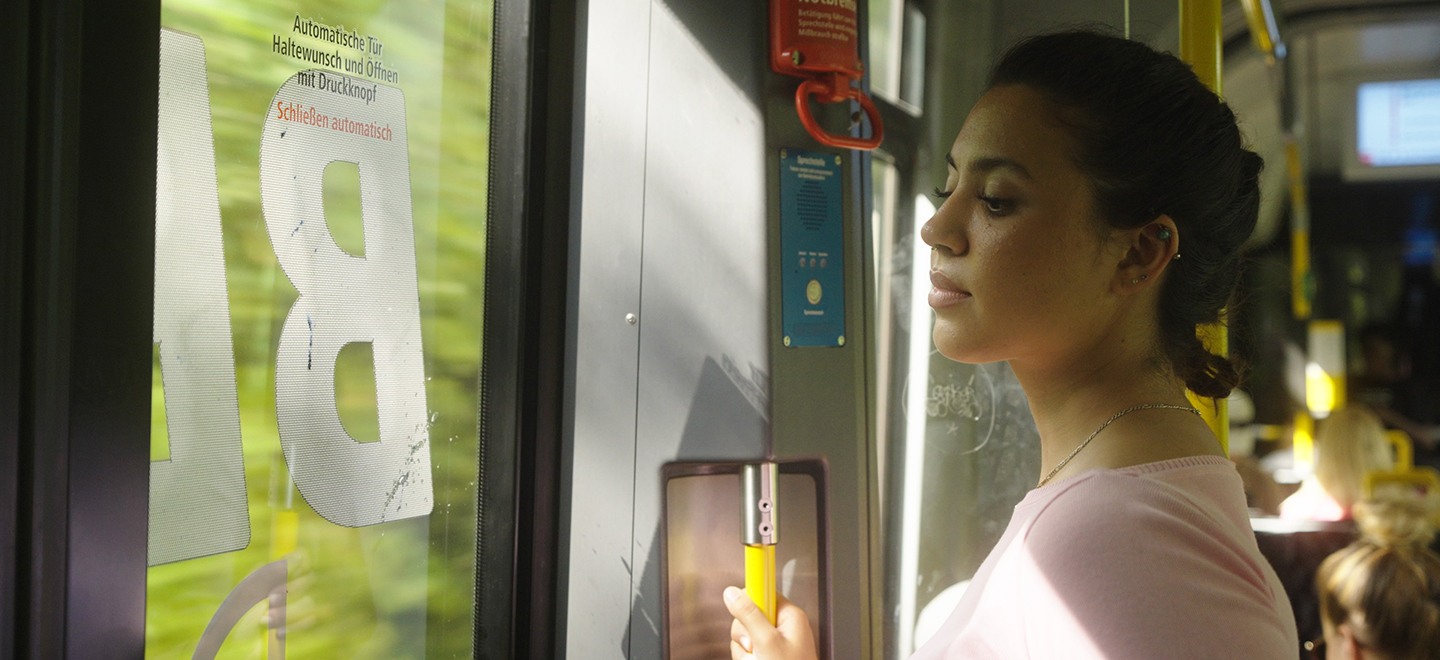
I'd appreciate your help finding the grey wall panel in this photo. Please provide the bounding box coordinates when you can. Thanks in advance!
[563,0,652,655]
[628,1,772,656]
[565,1,878,658]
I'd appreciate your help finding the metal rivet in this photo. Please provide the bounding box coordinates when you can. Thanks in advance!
[838,336,845,346]
[625,313,637,325]
[758,499,772,512]
[783,336,791,346]
[758,523,773,535]
[791,50,804,66]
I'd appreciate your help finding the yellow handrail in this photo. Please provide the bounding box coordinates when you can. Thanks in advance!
[1180,0,1229,455]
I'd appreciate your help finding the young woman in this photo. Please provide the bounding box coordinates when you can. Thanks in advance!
[723,31,1298,658]
[1313,494,1440,660]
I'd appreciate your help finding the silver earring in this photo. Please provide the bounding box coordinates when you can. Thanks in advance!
[1131,278,1138,284]
[1158,228,1172,241]
[1173,253,1181,260]
[1140,274,1148,281]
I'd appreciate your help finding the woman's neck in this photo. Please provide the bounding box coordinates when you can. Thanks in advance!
[1009,327,1219,483]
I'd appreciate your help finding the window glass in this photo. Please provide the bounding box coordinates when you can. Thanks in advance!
[898,4,925,111]
[146,2,490,658]
[867,0,901,101]
[882,195,1041,658]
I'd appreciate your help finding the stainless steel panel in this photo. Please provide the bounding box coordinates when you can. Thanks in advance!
[628,1,772,655]
[563,0,652,655]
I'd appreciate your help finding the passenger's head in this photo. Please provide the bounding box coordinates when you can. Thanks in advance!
[921,31,1260,397]
[1316,494,1440,660]
[1314,406,1394,514]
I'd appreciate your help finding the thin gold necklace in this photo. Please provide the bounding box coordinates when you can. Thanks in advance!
[1037,403,1203,488]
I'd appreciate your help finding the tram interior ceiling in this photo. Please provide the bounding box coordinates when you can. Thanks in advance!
[4,0,1440,659]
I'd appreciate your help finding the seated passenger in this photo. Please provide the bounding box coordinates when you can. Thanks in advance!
[1312,494,1440,659]
[1282,406,1395,522]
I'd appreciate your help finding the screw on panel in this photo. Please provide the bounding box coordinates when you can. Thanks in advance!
[838,336,845,346]
[791,50,804,66]
[625,313,637,325]
[783,336,791,347]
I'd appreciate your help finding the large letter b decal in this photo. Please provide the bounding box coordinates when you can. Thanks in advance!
[260,73,432,527]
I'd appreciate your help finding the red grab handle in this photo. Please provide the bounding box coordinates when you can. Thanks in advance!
[795,77,884,151]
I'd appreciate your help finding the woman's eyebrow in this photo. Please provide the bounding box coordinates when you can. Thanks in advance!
[945,152,1034,181]
[969,156,1034,181]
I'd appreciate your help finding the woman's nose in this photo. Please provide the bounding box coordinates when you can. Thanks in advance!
[920,208,965,257]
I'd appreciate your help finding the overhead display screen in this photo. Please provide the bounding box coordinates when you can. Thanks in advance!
[1357,78,1440,168]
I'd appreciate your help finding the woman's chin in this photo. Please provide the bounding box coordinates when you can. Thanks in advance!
[931,326,997,364]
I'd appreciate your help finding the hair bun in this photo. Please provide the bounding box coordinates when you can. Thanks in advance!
[1354,493,1440,550]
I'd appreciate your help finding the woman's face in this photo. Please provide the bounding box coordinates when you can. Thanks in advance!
[922,84,1128,366]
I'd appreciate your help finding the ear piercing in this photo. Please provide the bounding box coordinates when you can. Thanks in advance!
[1158,228,1179,261]
[1131,274,1150,285]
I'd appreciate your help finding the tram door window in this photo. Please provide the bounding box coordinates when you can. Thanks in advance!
[864,4,1046,657]
[867,0,925,112]
[145,2,491,657]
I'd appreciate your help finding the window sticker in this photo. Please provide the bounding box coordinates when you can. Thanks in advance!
[150,28,250,567]
[261,71,432,528]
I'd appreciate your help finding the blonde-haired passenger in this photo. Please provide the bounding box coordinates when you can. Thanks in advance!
[1282,406,1395,521]
[1312,494,1440,659]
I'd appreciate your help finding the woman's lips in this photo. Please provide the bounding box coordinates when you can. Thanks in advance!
[928,270,972,308]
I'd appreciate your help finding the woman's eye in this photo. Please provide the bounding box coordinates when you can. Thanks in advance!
[933,186,954,201]
[978,195,1010,215]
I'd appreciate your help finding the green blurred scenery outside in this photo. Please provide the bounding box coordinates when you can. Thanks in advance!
[147,1,491,658]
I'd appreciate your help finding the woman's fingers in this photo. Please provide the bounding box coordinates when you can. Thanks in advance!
[775,594,812,638]
[723,586,777,646]
[723,588,819,660]
[731,617,752,651]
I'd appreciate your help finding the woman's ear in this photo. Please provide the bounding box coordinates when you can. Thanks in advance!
[1114,215,1179,294]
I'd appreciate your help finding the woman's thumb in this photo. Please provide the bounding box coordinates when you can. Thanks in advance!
[724,586,775,637]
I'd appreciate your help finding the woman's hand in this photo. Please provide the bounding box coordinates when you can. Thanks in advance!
[723,586,819,660]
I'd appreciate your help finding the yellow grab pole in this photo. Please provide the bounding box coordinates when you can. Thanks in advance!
[1180,0,1229,455]
[1180,0,1223,95]
[741,463,779,625]
[1239,0,1285,64]
[1287,139,1313,320]
[745,544,778,624]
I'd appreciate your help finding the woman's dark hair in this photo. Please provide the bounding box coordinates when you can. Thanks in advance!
[989,31,1261,398]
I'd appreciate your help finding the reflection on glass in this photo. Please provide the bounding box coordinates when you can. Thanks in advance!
[884,196,1042,658]
[666,473,821,660]
[147,1,490,657]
